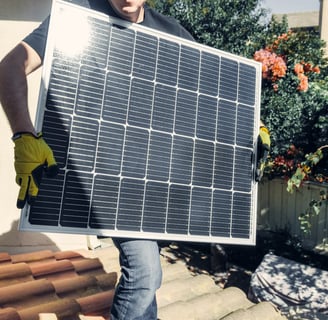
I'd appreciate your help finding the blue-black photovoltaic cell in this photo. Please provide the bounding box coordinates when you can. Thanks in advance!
[90,175,120,229]
[217,99,236,145]
[116,178,145,231]
[232,193,252,238]
[175,90,197,137]
[103,72,130,123]
[238,63,257,105]
[157,39,179,86]
[147,132,172,181]
[143,181,168,233]
[196,95,218,141]
[190,187,212,235]
[178,45,200,91]
[167,184,191,235]
[199,52,220,96]
[214,144,234,190]
[192,140,215,187]
[128,78,154,128]
[107,27,134,74]
[152,84,176,132]
[122,127,149,179]
[24,0,260,244]
[170,136,194,185]
[211,190,232,237]
[95,123,124,175]
[133,32,157,80]
[220,57,238,101]
[76,66,105,119]
[60,171,93,228]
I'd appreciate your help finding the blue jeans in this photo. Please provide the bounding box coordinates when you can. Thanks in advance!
[110,238,162,320]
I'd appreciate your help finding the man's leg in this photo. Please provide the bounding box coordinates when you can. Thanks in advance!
[110,238,162,320]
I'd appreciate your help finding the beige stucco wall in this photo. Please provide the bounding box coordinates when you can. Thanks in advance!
[320,0,328,55]
[0,0,92,253]
[274,2,328,53]
[274,11,320,29]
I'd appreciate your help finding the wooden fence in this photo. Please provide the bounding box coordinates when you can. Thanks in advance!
[257,178,328,247]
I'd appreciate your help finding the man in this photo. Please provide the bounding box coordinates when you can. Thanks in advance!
[0,1,194,319]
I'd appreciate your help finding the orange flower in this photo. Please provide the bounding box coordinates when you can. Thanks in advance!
[294,63,304,74]
[262,64,269,73]
[297,73,309,92]
[278,33,289,40]
[254,49,287,81]
[312,66,320,73]
[271,57,287,78]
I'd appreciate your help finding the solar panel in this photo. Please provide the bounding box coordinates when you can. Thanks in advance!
[19,0,262,245]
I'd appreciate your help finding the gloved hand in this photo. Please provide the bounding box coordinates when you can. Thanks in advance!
[255,126,271,182]
[13,132,59,208]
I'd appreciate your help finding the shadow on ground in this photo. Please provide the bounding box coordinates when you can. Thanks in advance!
[159,229,328,294]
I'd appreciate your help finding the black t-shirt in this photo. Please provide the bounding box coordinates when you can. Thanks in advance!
[23,0,194,61]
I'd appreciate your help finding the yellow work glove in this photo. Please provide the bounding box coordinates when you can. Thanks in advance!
[13,132,59,208]
[255,126,271,182]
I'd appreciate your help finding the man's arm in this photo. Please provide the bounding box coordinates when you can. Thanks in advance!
[0,41,58,209]
[0,41,42,135]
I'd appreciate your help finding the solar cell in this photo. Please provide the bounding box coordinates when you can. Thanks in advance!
[19,0,262,245]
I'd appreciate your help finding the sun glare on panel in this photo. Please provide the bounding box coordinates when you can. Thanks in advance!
[54,10,91,57]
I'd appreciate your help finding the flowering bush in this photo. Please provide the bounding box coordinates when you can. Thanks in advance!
[293,61,320,92]
[264,145,328,184]
[254,48,287,83]
[254,31,322,93]
[287,146,328,235]
[255,29,328,166]
[264,144,328,235]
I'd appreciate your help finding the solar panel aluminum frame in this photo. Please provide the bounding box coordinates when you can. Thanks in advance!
[19,0,262,245]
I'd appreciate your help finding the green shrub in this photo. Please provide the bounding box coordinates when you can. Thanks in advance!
[255,30,328,176]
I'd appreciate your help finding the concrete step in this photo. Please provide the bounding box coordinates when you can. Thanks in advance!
[157,274,221,309]
[158,286,253,320]
[161,261,193,283]
[221,301,285,320]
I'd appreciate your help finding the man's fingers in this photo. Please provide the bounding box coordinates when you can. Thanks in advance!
[16,175,29,209]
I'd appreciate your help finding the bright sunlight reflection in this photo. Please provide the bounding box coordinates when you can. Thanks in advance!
[54,9,91,57]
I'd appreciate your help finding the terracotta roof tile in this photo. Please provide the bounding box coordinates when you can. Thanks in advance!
[54,251,84,261]
[71,259,105,276]
[76,291,114,316]
[0,278,56,308]
[0,263,33,287]
[52,275,99,297]
[0,243,287,320]
[0,253,11,264]
[30,260,75,279]
[11,250,55,264]
[17,298,81,320]
[95,273,118,291]
[0,307,21,320]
